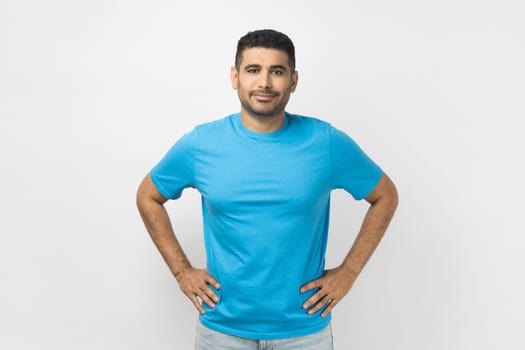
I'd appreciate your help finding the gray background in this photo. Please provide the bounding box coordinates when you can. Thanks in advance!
[1,0,524,349]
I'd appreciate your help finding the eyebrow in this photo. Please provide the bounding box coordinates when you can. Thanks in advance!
[270,65,287,71]
[244,64,288,71]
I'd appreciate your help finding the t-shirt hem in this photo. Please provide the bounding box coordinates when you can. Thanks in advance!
[199,315,331,340]
[354,169,384,200]
[149,172,180,200]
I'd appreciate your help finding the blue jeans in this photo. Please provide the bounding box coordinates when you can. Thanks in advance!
[195,321,334,350]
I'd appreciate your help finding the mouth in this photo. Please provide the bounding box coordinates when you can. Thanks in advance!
[251,91,278,102]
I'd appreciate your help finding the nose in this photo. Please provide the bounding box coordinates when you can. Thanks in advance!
[258,71,272,89]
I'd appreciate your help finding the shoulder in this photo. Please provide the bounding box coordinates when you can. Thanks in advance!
[161,115,235,156]
[286,113,333,136]
[176,114,237,147]
[286,113,363,145]
[191,114,235,135]
[287,113,330,127]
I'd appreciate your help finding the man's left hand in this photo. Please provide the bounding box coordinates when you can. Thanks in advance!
[300,266,357,317]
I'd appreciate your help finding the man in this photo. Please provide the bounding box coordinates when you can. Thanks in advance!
[137,29,398,349]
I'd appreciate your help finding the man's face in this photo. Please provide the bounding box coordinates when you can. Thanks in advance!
[231,47,298,120]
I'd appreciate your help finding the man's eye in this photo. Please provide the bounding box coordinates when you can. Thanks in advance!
[247,68,259,74]
[272,70,284,75]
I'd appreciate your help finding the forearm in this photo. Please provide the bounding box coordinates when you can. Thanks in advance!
[340,185,398,279]
[136,176,220,313]
[137,189,191,281]
[300,178,398,316]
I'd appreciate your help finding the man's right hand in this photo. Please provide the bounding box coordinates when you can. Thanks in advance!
[175,267,221,314]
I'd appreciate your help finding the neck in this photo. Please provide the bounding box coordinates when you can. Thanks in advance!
[240,111,286,133]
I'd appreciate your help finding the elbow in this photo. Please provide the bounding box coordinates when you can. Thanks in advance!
[383,175,399,214]
[136,174,168,212]
[136,181,148,214]
[389,182,399,211]
[368,173,399,214]
[391,189,399,217]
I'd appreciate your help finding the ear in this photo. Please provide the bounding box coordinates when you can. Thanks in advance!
[290,70,299,93]
[230,66,239,90]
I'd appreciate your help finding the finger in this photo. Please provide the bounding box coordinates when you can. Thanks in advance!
[189,294,205,314]
[199,291,217,309]
[307,294,331,315]
[300,279,321,293]
[321,298,337,318]
[206,275,221,290]
[302,289,327,310]
[203,286,220,303]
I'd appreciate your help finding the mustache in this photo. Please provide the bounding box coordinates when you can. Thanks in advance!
[250,89,279,96]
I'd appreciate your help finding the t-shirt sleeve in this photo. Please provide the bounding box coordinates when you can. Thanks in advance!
[149,131,196,200]
[330,126,383,200]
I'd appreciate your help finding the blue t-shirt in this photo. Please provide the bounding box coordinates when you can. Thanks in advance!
[150,112,382,340]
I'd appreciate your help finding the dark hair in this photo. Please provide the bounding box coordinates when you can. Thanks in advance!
[235,29,295,71]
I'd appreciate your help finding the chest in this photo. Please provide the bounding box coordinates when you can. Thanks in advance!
[193,140,331,214]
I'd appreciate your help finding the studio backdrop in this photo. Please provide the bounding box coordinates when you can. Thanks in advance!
[1,1,524,349]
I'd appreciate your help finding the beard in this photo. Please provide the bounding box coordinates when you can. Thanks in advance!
[238,89,291,120]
